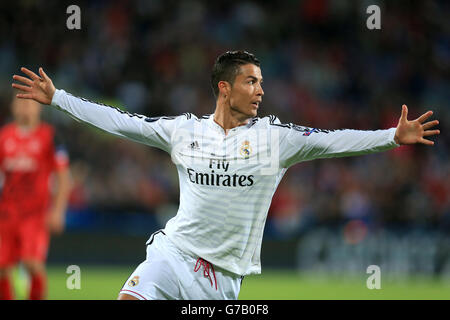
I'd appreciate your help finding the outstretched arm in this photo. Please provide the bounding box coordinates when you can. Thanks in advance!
[12,67,146,141]
[277,105,440,168]
[12,67,178,152]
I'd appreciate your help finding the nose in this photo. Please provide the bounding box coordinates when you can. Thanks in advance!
[257,84,264,96]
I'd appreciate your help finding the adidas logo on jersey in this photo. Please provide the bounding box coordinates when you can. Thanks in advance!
[189,141,200,150]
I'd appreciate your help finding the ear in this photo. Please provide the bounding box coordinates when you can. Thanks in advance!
[218,80,231,98]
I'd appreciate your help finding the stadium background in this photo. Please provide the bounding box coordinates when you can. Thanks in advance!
[0,0,449,299]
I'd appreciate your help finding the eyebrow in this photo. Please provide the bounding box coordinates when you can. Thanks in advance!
[246,75,263,82]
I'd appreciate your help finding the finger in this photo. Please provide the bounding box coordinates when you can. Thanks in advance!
[39,67,49,81]
[423,130,440,137]
[400,104,408,121]
[419,138,434,146]
[20,67,40,80]
[12,75,33,86]
[416,111,433,124]
[12,83,32,92]
[16,93,33,99]
[422,120,439,130]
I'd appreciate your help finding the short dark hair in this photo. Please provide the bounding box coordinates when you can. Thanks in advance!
[210,50,260,99]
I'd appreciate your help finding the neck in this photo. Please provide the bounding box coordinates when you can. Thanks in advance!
[16,120,40,132]
[213,100,250,135]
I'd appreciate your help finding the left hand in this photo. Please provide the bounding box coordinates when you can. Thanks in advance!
[394,105,440,145]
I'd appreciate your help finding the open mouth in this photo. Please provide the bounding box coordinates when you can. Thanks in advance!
[251,102,260,108]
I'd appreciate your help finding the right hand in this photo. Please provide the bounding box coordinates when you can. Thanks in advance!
[12,67,56,105]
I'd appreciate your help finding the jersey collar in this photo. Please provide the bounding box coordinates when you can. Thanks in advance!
[206,114,256,137]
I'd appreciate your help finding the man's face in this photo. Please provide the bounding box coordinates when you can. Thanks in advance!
[226,63,264,118]
[11,97,41,126]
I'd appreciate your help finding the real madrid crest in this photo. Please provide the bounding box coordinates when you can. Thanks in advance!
[240,140,252,159]
[128,276,140,287]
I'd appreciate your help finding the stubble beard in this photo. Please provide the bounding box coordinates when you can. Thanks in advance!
[230,103,256,121]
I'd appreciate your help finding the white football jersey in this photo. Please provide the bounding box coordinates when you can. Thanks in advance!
[51,89,399,275]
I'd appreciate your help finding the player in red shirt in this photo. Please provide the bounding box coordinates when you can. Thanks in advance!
[0,95,71,300]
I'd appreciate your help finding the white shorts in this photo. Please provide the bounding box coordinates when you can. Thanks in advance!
[119,230,244,300]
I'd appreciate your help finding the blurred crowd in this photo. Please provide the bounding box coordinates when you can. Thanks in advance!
[0,0,448,236]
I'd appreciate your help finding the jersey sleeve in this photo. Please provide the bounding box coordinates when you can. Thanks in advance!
[51,89,182,153]
[273,116,400,168]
